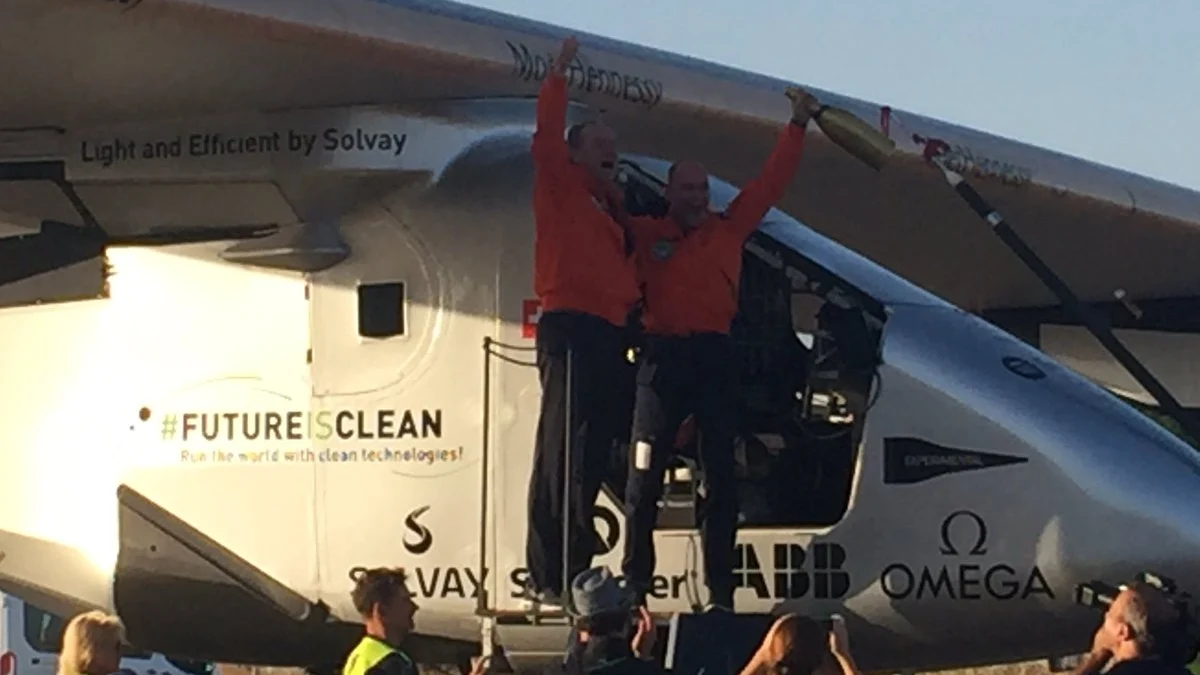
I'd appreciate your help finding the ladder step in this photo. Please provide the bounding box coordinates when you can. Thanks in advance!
[481,608,571,625]
[477,607,677,626]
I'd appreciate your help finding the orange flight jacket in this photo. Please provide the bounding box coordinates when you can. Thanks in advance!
[633,122,807,337]
[531,72,640,328]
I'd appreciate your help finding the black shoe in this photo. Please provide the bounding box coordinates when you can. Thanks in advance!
[520,583,566,610]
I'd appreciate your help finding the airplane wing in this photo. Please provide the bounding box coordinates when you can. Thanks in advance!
[4,0,1200,315]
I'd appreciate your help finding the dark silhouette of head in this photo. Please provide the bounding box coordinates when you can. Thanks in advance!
[740,614,830,675]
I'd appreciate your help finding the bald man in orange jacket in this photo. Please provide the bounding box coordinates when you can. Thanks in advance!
[621,86,822,612]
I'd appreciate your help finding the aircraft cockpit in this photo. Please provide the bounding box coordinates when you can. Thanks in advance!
[614,158,885,532]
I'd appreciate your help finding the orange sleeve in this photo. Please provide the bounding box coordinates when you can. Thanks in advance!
[722,122,807,237]
[531,72,570,174]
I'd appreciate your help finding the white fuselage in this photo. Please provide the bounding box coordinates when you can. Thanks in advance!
[2,105,1200,674]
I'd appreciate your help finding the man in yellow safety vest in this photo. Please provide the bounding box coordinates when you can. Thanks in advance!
[342,567,420,675]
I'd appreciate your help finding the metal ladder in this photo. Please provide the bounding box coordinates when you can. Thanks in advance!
[475,336,579,664]
[476,337,769,673]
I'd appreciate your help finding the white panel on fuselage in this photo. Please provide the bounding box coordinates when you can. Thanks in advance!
[310,172,501,629]
[113,244,319,596]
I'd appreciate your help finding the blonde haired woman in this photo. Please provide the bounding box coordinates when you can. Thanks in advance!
[56,611,127,675]
[739,614,863,675]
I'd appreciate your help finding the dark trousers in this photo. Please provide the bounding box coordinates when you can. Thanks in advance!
[526,310,635,596]
[622,332,739,607]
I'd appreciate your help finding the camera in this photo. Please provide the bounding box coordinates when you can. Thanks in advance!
[1075,572,1178,610]
[1076,580,1123,611]
[1074,572,1200,667]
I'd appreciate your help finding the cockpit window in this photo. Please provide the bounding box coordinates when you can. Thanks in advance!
[760,220,952,309]
[618,153,952,309]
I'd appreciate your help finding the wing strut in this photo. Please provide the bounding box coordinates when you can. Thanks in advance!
[787,103,1200,444]
[928,154,1200,446]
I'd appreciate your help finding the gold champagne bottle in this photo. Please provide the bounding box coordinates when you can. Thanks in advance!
[787,87,896,171]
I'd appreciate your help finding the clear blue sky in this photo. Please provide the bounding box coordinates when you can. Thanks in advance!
[462,0,1200,192]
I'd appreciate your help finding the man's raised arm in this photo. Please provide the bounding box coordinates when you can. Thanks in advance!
[531,36,578,171]
[722,87,822,236]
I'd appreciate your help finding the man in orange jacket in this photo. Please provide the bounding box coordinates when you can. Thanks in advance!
[524,36,642,607]
[621,85,822,612]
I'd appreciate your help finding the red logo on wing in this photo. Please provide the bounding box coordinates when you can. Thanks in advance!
[912,134,951,162]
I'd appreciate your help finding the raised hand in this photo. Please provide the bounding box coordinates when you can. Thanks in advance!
[785,86,821,126]
[553,36,579,76]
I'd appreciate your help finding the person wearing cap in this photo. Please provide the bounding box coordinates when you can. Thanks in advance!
[524,33,642,608]
[621,86,821,612]
[562,566,660,675]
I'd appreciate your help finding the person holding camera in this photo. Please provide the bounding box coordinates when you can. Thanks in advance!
[1074,581,1194,675]
[738,613,863,675]
[560,566,661,675]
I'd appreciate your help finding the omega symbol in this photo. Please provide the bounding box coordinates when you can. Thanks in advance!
[938,509,988,556]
